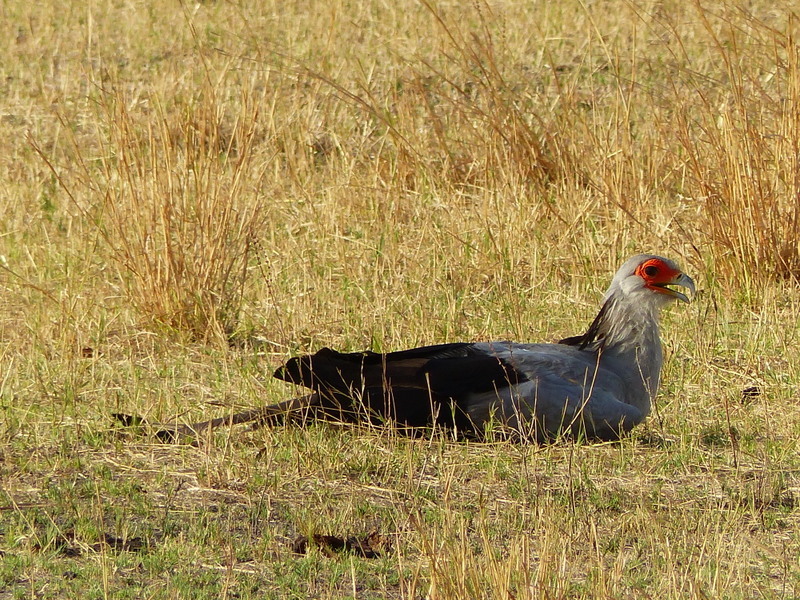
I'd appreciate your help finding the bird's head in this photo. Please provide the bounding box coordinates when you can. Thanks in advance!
[608,255,695,306]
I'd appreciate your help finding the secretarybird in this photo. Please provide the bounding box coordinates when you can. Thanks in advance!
[267,254,694,442]
[134,254,693,443]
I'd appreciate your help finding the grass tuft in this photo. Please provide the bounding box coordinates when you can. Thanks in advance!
[34,75,268,342]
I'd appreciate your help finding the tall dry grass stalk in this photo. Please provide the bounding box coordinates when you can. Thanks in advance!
[296,0,572,204]
[671,7,800,283]
[36,77,268,341]
[22,0,800,347]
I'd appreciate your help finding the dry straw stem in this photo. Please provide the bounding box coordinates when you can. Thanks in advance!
[48,77,268,341]
[673,4,800,283]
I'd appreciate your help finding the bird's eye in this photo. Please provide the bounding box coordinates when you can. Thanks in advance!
[643,265,659,277]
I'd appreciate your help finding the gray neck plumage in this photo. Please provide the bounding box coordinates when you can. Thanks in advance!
[560,293,664,407]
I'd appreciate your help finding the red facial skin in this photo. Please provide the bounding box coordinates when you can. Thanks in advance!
[634,258,683,296]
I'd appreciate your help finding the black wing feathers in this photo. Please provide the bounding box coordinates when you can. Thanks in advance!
[273,343,527,430]
[559,298,612,349]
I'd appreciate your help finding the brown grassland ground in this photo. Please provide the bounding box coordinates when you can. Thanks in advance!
[2,0,800,597]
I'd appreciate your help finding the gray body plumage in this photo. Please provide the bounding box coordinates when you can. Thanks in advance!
[466,331,657,441]
[463,254,691,440]
[274,254,694,442]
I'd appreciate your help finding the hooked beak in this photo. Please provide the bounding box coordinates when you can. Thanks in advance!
[653,272,695,303]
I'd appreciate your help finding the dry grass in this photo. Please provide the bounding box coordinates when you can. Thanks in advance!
[2,0,800,598]
[33,80,267,341]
